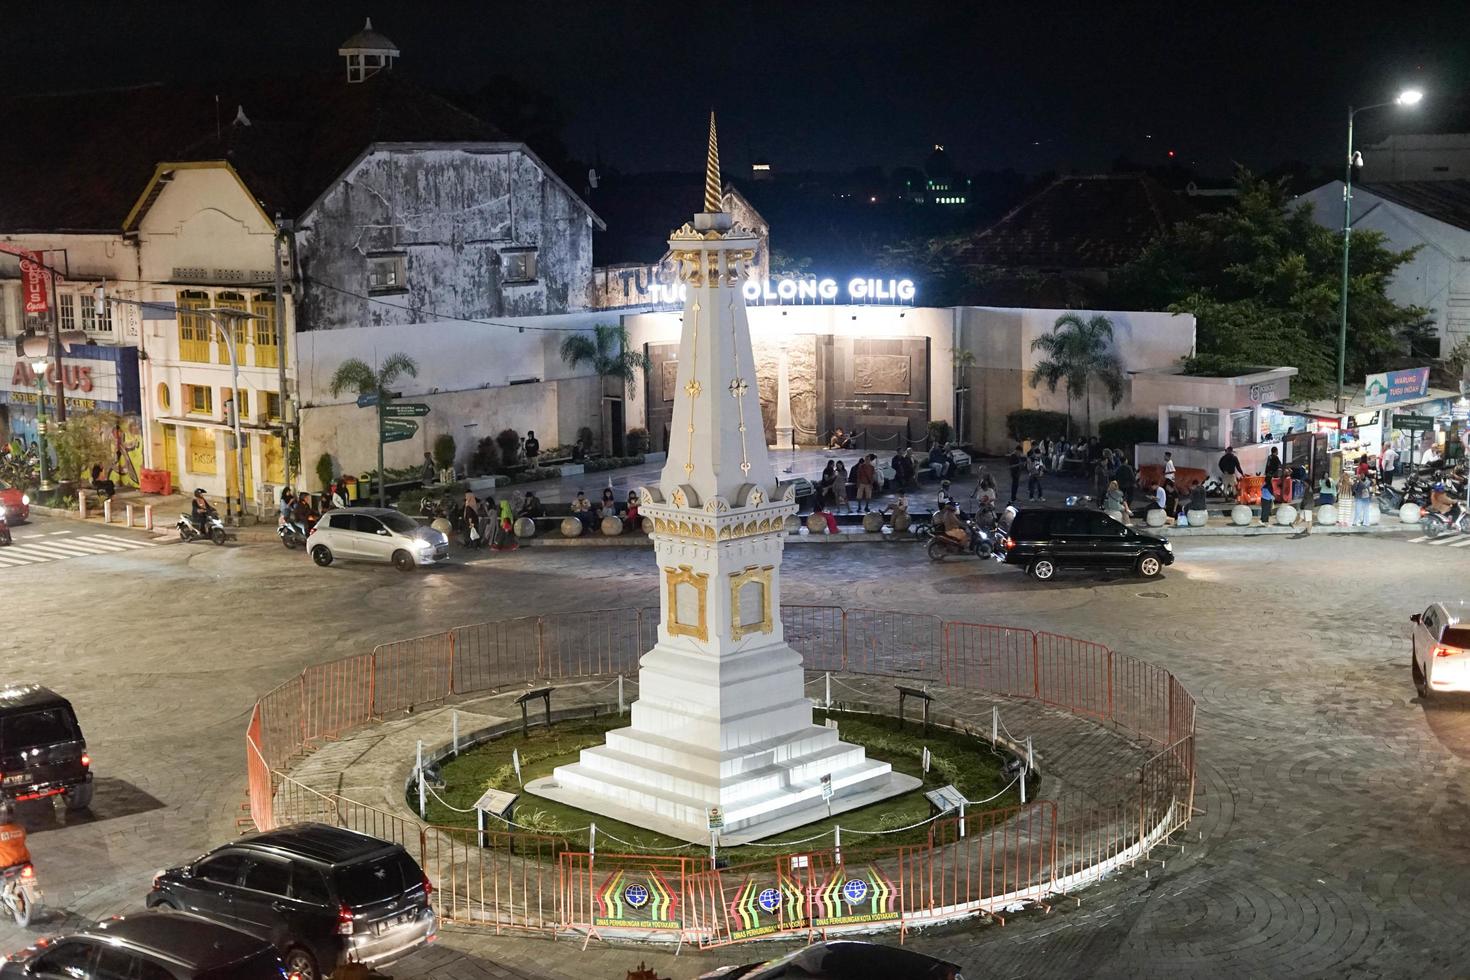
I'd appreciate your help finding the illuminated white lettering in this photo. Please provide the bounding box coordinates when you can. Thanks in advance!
[848,278,868,300]
[818,278,839,300]
[897,279,915,301]
[797,279,818,300]
[743,281,761,300]
[776,278,798,300]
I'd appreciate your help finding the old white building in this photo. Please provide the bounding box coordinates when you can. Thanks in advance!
[0,20,609,499]
[1296,180,1470,359]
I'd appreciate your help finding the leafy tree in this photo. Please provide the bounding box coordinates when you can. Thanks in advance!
[1028,313,1126,437]
[558,324,649,453]
[1111,170,1428,398]
[328,353,419,505]
[432,433,456,472]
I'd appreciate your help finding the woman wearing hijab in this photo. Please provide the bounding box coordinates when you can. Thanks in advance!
[462,491,482,548]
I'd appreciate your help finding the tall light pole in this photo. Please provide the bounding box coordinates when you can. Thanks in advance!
[201,307,262,527]
[30,355,51,495]
[1336,88,1423,415]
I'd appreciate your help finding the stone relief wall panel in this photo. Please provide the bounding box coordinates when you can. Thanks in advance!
[853,354,911,396]
[752,335,818,445]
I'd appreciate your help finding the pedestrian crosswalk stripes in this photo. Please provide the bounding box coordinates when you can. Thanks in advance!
[0,532,158,568]
[1405,533,1470,547]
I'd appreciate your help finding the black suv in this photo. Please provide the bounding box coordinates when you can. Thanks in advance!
[0,685,92,810]
[0,910,287,979]
[147,823,436,980]
[1001,507,1173,581]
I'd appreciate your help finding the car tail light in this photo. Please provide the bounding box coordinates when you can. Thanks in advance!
[80,753,90,768]
[1004,537,1015,551]
[1434,645,1458,658]
[421,871,434,898]
[337,903,354,935]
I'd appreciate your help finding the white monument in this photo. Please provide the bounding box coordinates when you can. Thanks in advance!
[773,342,794,451]
[529,116,915,843]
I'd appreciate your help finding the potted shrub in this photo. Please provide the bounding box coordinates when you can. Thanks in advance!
[316,453,334,493]
[495,428,521,469]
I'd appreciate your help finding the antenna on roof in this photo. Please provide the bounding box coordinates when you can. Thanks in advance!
[233,105,251,128]
[214,94,220,143]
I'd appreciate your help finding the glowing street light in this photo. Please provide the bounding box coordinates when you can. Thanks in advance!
[1335,88,1425,414]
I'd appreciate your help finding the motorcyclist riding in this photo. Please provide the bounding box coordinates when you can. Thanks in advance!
[190,488,218,535]
[937,480,956,515]
[0,803,30,875]
[1430,482,1462,523]
[936,500,969,548]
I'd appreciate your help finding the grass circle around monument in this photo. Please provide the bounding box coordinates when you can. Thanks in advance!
[418,708,1023,856]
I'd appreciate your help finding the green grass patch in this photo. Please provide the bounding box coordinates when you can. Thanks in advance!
[418,710,1020,856]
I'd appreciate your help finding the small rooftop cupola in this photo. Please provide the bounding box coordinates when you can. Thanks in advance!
[338,18,399,83]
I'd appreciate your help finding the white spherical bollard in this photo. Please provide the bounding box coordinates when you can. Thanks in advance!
[1274,504,1297,525]
[1145,508,1167,527]
[642,517,655,534]
[514,517,536,538]
[1399,502,1422,524]
[600,515,623,536]
[560,516,584,537]
[783,515,801,533]
[431,517,453,535]
[1231,504,1253,526]
[1186,509,1209,528]
[798,525,810,536]
[1368,504,1381,525]
[862,512,884,533]
[1104,508,1123,523]
[1315,504,1337,527]
[806,513,829,534]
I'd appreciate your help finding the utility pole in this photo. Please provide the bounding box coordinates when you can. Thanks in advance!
[45,251,67,423]
[273,217,291,490]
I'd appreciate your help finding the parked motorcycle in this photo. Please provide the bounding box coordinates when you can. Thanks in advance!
[176,512,227,545]
[0,863,41,927]
[926,520,997,561]
[277,519,308,549]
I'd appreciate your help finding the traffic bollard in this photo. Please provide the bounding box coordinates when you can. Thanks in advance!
[125,503,135,528]
[144,504,154,530]
[79,494,88,520]
[103,498,112,524]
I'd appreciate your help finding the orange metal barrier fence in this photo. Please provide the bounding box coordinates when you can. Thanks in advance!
[244,605,1197,950]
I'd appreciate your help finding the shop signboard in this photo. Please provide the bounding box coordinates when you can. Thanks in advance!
[1363,367,1430,407]
[1394,413,1435,430]
[0,344,140,415]
[0,244,51,314]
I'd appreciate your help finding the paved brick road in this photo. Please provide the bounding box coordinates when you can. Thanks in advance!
[4,518,1470,977]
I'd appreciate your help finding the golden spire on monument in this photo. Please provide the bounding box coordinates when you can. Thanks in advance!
[703,110,723,214]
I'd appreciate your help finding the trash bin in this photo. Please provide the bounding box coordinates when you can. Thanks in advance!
[343,476,359,501]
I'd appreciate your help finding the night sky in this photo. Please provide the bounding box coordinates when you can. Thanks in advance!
[9,1,1469,177]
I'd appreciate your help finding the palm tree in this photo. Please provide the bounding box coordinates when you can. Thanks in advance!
[1028,314,1126,438]
[953,348,976,444]
[559,324,650,454]
[329,352,419,505]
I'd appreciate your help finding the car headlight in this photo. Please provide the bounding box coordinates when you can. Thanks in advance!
[20,495,27,506]
[1164,541,1173,552]
[413,539,433,551]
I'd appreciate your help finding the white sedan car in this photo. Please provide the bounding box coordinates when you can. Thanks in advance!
[1411,601,1470,698]
[309,506,449,571]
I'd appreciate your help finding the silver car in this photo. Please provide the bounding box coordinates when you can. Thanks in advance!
[308,507,449,571]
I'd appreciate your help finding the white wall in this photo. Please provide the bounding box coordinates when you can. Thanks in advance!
[295,311,613,479]
[1297,181,1470,358]
[960,307,1196,450]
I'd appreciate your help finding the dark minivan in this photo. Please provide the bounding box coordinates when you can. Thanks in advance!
[1001,507,1173,581]
[0,685,92,811]
[148,824,435,980]
[0,910,287,980]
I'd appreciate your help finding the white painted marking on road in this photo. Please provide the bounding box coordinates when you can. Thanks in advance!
[1449,537,1470,548]
[75,534,154,549]
[0,553,36,566]
[12,541,97,557]
[65,537,133,552]
[1408,536,1429,543]
[1426,536,1456,546]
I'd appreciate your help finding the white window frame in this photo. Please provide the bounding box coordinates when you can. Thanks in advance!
[79,292,113,334]
[58,293,75,331]
[503,248,538,285]
[367,254,407,293]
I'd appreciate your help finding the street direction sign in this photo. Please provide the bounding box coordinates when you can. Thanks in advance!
[1395,413,1434,429]
[381,418,418,443]
[356,392,379,408]
[382,402,431,418]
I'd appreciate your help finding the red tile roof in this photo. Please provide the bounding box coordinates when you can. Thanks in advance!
[955,173,1195,270]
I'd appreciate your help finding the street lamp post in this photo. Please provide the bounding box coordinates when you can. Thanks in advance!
[31,356,51,495]
[1335,88,1423,415]
[201,307,262,527]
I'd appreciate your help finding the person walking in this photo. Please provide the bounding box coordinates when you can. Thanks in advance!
[1114,457,1136,507]
[462,492,482,547]
[834,459,850,514]
[1092,454,1110,504]
[1006,444,1025,503]
[1258,479,1274,526]
[1162,451,1177,484]
[1264,447,1282,481]
[1380,443,1399,485]
[853,454,876,513]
